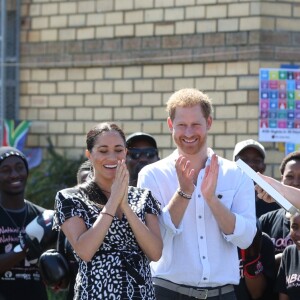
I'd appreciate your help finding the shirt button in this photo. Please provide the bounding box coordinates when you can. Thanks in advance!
[203,277,207,280]
[203,256,206,259]
[198,194,201,198]
[200,236,203,239]
[198,215,202,218]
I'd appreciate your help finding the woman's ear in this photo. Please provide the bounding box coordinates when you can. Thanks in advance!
[85,149,90,159]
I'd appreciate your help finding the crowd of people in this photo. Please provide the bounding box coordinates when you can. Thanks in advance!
[1,88,300,300]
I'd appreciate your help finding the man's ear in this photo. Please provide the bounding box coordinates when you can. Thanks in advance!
[167,117,173,132]
[206,116,213,130]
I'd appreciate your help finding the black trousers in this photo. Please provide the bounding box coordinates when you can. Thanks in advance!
[155,285,237,300]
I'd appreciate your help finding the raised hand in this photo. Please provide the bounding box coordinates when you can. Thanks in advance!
[110,160,129,207]
[255,185,274,203]
[201,154,219,202]
[119,163,130,211]
[175,155,195,195]
[255,173,278,203]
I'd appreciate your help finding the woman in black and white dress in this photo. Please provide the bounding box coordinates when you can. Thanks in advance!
[53,122,162,300]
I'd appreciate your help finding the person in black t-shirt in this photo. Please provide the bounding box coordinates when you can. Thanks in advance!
[258,151,300,299]
[259,151,300,272]
[234,228,276,300]
[276,211,300,300]
[259,208,293,265]
[0,147,49,300]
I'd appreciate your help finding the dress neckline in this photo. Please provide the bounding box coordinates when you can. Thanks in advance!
[80,181,108,207]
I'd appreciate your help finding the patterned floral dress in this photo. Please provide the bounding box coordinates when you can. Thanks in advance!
[53,181,161,300]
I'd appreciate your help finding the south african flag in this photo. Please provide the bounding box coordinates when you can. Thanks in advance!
[2,119,31,150]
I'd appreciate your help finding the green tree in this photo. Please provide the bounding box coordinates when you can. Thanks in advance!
[25,138,85,209]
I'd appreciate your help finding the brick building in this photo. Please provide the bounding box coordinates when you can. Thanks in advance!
[14,0,300,177]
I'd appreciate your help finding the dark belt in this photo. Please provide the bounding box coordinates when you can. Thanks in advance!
[153,277,234,299]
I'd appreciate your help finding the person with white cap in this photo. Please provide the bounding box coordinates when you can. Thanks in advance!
[233,139,280,218]
[126,132,159,187]
[233,140,277,300]
[233,139,266,174]
[0,146,49,300]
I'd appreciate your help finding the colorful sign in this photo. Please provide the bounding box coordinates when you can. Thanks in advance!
[285,142,300,155]
[259,68,300,142]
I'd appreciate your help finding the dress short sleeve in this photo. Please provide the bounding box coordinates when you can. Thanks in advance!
[144,189,161,216]
[53,187,89,231]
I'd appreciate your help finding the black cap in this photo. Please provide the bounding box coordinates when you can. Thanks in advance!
[126,132,157,149]
[0,146,29,173]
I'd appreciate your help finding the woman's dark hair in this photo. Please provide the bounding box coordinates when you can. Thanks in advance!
[280,151,300,175]
[86,122,126,152]
[76,160,92,184]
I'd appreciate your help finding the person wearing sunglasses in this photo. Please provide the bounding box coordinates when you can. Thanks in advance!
[126,132,160,187]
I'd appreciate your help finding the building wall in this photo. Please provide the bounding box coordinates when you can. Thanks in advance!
[19,0,300,178]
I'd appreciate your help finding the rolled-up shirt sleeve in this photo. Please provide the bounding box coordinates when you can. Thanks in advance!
[160,206,183,235]
[223,212,257,249]
[221,171,257,249]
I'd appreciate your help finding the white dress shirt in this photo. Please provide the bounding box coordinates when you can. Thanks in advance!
[137,148,256,288]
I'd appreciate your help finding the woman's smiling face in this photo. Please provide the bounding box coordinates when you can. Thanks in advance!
[87,130,127,181]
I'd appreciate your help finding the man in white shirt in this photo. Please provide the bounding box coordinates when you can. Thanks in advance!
[137,88,257,300]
